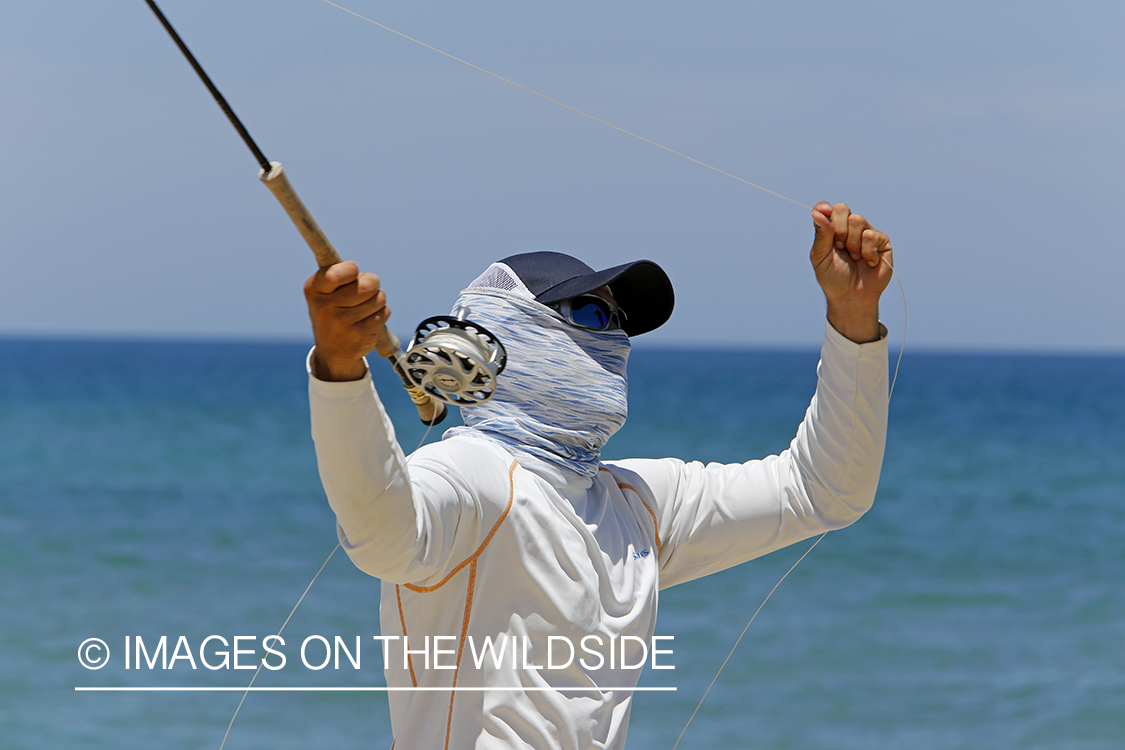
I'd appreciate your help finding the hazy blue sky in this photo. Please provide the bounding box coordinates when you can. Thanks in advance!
[3,0,1122,352]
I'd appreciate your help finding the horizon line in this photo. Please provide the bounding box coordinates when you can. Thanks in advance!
[75,686,676,692]
[2,331,1123,359]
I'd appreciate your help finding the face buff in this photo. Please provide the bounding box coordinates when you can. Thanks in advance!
[441,288,630,478]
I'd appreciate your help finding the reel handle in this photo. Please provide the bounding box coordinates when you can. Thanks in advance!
[260,161,446,425]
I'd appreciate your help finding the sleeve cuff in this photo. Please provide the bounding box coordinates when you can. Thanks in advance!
[824,319,889,350]
[306,347,374,394]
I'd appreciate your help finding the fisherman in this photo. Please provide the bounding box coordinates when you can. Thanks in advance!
[303,201,892,750]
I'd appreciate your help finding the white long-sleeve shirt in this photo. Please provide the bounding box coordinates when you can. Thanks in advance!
[308,321,888,750]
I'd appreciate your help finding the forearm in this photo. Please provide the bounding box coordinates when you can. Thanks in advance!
[786,320,888,528]
[307,350,419,577]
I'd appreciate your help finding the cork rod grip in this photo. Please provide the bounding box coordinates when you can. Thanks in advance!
[259,162,446,426]
[259,162,341,267]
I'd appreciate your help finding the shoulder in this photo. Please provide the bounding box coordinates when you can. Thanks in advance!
[408,435,519,504]
[600,457,688,503]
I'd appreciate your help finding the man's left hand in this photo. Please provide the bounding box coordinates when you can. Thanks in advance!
[809,201,893,344]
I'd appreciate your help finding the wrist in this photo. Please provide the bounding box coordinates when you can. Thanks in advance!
[825,300,881,344]
[312,349,369,382]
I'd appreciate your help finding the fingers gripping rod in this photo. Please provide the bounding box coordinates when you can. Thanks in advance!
[144,0,446,425]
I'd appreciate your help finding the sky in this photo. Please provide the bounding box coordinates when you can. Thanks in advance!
[2,0,1123,353]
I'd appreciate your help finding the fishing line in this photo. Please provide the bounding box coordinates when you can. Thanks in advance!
[217,544,340,750]
[217,414,438,750]
[316,0,810,210]
[310,0,908,390]
[670,532,826,750]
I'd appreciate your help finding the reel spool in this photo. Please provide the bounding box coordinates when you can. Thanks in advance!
[405,309,507,406]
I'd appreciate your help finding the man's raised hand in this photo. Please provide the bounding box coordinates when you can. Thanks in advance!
[809,202,893,344]
[305,261,390,382]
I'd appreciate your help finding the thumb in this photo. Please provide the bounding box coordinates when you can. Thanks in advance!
[312,260,360,294]
[809,206,836,269]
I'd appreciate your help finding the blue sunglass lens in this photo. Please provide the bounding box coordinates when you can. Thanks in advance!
[570,297,613,330]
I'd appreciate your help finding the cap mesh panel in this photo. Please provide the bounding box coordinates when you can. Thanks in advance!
[466,262,534,299]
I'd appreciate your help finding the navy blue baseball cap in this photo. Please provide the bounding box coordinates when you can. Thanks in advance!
[498,251,674,337]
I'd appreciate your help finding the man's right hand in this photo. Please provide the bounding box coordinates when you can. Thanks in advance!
[304,261,390,382]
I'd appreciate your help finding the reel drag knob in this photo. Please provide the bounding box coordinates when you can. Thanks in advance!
[405,313,507,406]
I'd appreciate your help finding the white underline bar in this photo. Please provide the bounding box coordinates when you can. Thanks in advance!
[75,686,676,692]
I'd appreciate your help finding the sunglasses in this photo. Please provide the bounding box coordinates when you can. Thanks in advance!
[551,294,628,332]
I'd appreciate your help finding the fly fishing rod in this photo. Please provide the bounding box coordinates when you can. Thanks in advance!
[142,0,482,425]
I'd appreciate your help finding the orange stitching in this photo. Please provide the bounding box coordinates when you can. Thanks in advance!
[445,558,477,750]
[395,461,514,746]
[405,460,517,593]
[616,480,662,554]
[395,584,417,688]
[599,468,662,553]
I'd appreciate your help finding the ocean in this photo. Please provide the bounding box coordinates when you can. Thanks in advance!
[1,337,1122,749]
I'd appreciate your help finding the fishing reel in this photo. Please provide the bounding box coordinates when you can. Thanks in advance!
[404,308,507,406]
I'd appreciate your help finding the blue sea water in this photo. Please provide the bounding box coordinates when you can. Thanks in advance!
[1,337,1122,749]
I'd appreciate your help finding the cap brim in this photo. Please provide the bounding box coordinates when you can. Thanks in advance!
[535,260,674,337]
